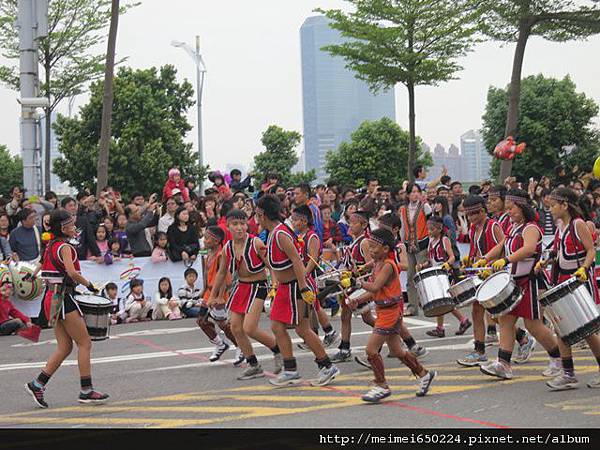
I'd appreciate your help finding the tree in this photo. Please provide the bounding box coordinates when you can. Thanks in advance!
[253,125,303,187]
[0,145,22,197]
[480,0,600,181]
[325,117,431,187]
[316,0,482,182]
[97,0,120,196]
[53,65,206,198]
[0,0,137,192]
[482,74,600,181]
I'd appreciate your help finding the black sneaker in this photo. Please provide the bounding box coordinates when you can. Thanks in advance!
[25,382,48,409]
[78,390,109,404]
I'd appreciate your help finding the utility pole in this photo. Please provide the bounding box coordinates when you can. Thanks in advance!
[196,35,204,195]
[17,0,48,196]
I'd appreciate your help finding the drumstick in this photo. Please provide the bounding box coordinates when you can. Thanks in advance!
[463,267,494,272]
[307,253,339,273]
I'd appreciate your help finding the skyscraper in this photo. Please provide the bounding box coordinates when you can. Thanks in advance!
[460,130,491,182]
[300,16,396,181]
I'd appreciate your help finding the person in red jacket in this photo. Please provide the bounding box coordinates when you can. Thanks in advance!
[0,279,32,335]
[162,168,190,203]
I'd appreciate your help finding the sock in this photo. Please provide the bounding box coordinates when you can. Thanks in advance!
[562,357,575,376]
[339,340,350,351]
[283,358,297,372]
[515,327,527,344]
[80,376,92,393]
[498,349,512,365]
[315,356,332,369]
[596,356,600,369]
[437,325,445,331]
[548,347,561,359]
[487,325,497,335]
[322,324,333,334]
[247,354,259,367]
[270,345,280,354]
[461,317,469,324]
[403,336,416,348]
[210,335,223,346]
[33,371,51,389]
[474,340,485,354]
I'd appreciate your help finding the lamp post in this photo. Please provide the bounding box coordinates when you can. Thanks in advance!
[171,36,207,194]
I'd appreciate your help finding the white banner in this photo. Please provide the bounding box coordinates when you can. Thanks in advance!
[10,257,204,318]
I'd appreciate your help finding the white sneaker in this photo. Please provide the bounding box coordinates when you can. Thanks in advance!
[480,360,513,380]
[268,371,302,387]
[310,365,340,387]
[232,347,245,367]
[547,372,579,391]
[209,342,229,362]
[416,370,437,397]
[542,358,562,378]
[362,385,391,403]
[237,364,265,380]
[273,352,283,375]
[587,374,600,388]
[513,335,536,364]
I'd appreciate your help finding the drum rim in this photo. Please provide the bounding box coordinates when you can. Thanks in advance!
[539,277,582,306]
[475,271,512,301]
[75,295,113,307]
[413,267,448,282]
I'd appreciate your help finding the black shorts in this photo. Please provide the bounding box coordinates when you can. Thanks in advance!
[63,293,81,315]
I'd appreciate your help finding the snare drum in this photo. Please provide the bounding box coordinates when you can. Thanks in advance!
[347,288,372,316]
[448,276,482,309]
[539,278,600,346]
[475,271,523,318]
[75,294,113,341]
[413,267,455,317]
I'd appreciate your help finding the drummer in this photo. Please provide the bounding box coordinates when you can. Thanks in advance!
[537,187,600,390]
[348,228,437,402]
[416,216,471,337]
[290,205,339,349]
[457,195,505,367]
[487,185,513,236]
[331,210,375,364]
[480,189,561,380]
[24,209,109,408]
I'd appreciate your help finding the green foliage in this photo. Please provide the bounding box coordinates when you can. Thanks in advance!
[253,125,302,187]
[316,0,482,180]
[482,74,600,181]
[0,0,138,105]
[0,145,23,197]
[325,117,431,187]
[289,170,317,187]
[53,65,206,198]
[481,0,600,43]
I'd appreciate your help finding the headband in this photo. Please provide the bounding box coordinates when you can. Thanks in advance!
[549,193,569,204]
[487,191,503,200]
[464,203,484,214]
[61,216,75,227]
[505,195,528,206]
[369,234,386,246]
[205,228,223,243]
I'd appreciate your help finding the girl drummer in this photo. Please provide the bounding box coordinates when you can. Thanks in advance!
[417,216,471,337]
[538,187,600,390]
[25,209,109,408]
[480,189,561,380]
[349,228,437,402]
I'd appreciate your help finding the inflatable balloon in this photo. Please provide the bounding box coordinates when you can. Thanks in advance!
[494,136,526,161]
[593,155,600,179]
[0,264,12,286]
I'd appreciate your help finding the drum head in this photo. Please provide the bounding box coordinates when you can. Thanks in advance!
[75,294,112,307]
[476,271,510,301]
[414,267,447,282]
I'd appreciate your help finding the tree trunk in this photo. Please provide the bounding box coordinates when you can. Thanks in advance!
[96,0,120,196]
[407,81,417,183]
[498,19,532,183]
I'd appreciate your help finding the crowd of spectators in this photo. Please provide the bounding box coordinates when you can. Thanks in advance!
[1,162,599,333]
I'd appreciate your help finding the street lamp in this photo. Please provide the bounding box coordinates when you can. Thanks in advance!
[172,36,207,193]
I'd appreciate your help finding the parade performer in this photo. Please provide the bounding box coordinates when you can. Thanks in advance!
[208,210,283,380]
[538,187,600,390]
[255,195,339,387]
[25,209,108,408]
[348,228,437,402]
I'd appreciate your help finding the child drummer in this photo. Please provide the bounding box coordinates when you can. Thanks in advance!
[537,187,600,390]
[348,228,437,402]
[416,216,471,337]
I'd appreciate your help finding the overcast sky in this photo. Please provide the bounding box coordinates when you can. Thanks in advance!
[1,0,599,172]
